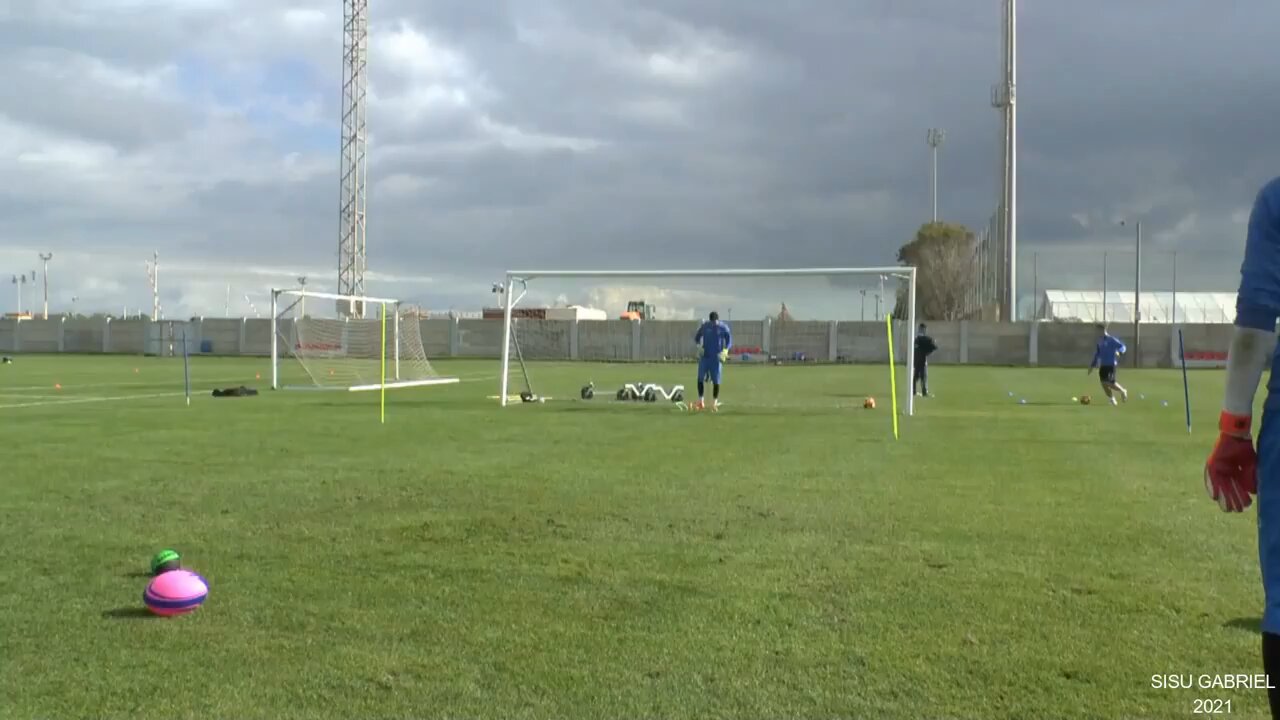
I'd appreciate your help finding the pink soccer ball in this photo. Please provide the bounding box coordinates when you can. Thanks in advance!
[143,569,208,616]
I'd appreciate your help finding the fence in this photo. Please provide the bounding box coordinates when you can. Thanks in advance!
[0,316,1233,369]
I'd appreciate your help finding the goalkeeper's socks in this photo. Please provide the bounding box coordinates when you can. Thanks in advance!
[1264,632,1280,718]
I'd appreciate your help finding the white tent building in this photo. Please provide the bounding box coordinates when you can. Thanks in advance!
[1037,290,1235,324]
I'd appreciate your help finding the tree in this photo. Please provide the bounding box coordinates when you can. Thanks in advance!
[894,221,977,321]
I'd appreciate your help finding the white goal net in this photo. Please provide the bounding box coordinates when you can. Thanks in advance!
[270,289,457,391]
[495,267,918,420]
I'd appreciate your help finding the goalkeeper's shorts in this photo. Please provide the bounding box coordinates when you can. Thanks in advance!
[698,356,723,385]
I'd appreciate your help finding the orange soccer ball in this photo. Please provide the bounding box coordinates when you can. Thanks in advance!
[863,397,877,409]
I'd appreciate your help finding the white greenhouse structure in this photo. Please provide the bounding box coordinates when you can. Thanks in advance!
[1037,290,1235,324]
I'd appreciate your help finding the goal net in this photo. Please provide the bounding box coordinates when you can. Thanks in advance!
[495,268,918,419]
[270,289,457,391]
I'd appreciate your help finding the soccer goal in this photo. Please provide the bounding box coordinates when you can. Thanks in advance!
[269,288,458,391]
[495,267,919,419]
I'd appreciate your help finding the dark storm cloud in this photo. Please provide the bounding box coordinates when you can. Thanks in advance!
[1,0,1277,317]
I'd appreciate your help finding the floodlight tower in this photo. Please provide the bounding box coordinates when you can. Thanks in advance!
[991,0,1017,321]
[337,0,370,319]
[926,128,945,222]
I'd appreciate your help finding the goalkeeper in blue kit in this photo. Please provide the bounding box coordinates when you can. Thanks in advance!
[693,311,732,411]
[1204,175,1280,718]
[1087,326,1129,405]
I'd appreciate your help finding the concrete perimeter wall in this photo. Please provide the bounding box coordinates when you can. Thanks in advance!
[0,317,1238,368]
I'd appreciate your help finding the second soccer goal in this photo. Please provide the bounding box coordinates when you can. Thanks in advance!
[270,289,458,391]
[493,267,918,418]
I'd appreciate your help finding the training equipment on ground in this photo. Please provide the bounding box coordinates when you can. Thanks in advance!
[270,289,457,392]
[615,382,685,403]
[1080,395,1091,405]
[1205,412,1258,512]
[211,386,259,397]
[143,569,208,616]
[494,267,920,432]
[150,549,181,576]
[580,383,595,400]
[864,397,876,409]
[1,356,11,364]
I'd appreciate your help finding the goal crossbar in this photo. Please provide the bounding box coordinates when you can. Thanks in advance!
[498,266,918,418]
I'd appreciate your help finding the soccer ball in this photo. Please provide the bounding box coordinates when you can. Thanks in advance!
[1080,395,1092,405]
[863,397,877,409]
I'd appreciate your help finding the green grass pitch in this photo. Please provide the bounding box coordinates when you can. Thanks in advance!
[0,354,1270,719]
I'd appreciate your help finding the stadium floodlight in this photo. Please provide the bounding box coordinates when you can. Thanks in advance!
[269,288,458,392]
[496,266,919,419]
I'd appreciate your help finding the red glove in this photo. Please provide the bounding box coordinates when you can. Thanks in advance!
[1204,411,1258,513]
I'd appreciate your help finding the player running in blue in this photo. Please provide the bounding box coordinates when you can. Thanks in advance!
[1205,175,1280,718]
[693,311,732,411]
[1087,325,1129,405]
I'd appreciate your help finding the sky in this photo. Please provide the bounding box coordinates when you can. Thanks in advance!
[1,0,1277,321]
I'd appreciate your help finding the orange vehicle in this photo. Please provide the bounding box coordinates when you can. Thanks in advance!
[620,300,655,320]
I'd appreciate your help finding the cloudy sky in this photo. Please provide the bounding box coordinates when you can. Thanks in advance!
[1,0,1277,320]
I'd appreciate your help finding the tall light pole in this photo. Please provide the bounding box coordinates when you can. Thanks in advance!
[338,0,370,319]
[1102,252,1108,325]
[11,275,22,315]
[991,0,1017,321]
[38,252,52,319]
[927,128,945,222]
[860,289,867,321]
[145,252,160,320]
[1121,220,1142,367]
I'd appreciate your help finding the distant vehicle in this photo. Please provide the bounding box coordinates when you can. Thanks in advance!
[620,300,656,320]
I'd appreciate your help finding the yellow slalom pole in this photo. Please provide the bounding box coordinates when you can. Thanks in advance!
[885,314,899,440]
[380,302,387,424]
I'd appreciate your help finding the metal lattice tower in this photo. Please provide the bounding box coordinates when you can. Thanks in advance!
[338,0,369,318]
[989,0,1017,321]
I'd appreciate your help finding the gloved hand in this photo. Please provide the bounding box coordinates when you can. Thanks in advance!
[718,349,729,362]
[1204,411,1258,513]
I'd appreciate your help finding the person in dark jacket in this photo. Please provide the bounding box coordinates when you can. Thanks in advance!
[913,323,937,397]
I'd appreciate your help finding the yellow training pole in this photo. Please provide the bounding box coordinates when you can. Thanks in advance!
[380,302,387,424]
[885,314,899,440]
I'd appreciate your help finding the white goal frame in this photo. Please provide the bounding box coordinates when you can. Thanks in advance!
[269,288,459,391]
[499,267,918,415]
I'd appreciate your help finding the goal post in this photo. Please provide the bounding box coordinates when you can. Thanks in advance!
[270,288,458,391]
[497,267,918,418]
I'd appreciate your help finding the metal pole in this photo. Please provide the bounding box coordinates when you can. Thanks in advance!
[39,252,52,319]
[1102,252,1108,325]
[1171,251,1178,326]
[907,267,917,417]
[927,128,945,222]
[499,278,515,406]
[1133,222,1142,368]
[1032,252,1038,320]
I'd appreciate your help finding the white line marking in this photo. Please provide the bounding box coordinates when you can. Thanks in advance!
[0,392,187,410]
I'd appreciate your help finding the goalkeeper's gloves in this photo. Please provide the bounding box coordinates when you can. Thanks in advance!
[1204,411,1258,513]
[718,349,729,362]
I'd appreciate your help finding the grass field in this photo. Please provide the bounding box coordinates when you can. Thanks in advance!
[0,353,1271,719]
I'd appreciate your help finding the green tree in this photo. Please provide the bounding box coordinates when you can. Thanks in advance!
[894,221,977,321]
